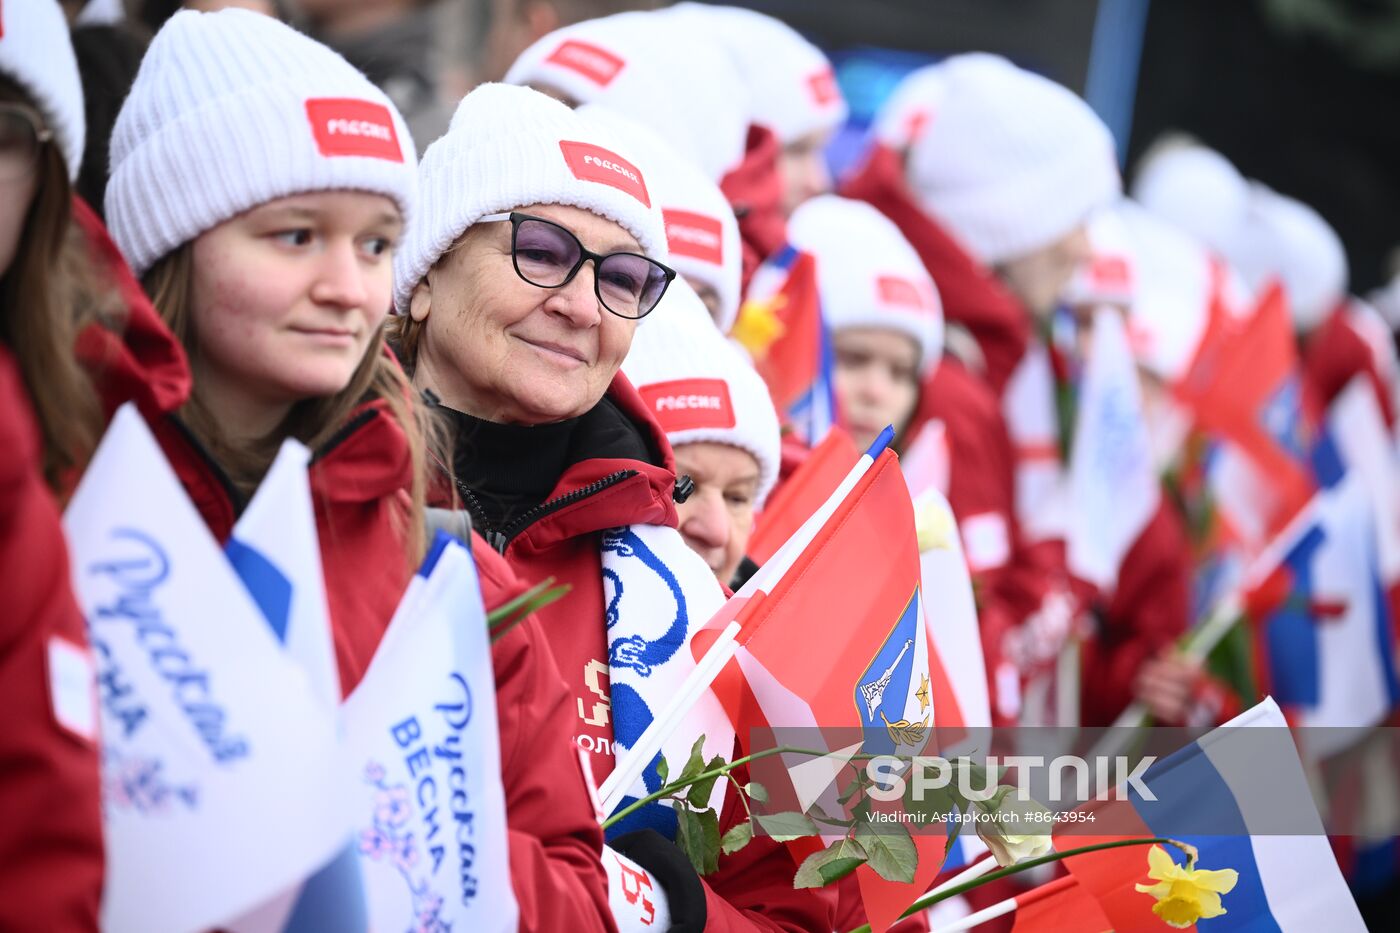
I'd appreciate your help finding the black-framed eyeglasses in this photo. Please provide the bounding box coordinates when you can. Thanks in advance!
[479,211,675,320]
[0,103,53,183]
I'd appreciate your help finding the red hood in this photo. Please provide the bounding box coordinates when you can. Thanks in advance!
[840,145,1030,397]
[510,371,680,556]
[70,196,191,422]
[720,125,788,294]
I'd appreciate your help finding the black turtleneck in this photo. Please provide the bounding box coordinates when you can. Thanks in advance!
[442,396,658,535]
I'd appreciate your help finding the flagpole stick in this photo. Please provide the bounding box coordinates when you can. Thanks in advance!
[927,896,1016,933]
[928,855,998,897]
[599,432,896,816]
[599,617,745,815]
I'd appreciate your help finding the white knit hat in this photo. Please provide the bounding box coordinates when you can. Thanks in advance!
[1227,183,1348,333]
[504,11,748,182]
[905,53,1120,265]
[579,104,742,334]
[393,83,668,314]
[0,0,85,181]
[663,3,846,146]
[872,64,947,153]
[623,278,781,506]
[105,9,417,277]
[1130,142,1249,259]
[787,195,944,375]
[1073,199,1252,383]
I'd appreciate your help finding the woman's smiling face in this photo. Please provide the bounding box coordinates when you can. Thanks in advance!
[411,202,642,424]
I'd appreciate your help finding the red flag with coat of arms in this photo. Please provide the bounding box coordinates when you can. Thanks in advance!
[694,440,949,933]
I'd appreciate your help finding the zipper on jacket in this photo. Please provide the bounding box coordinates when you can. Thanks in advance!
[459,469,638,554]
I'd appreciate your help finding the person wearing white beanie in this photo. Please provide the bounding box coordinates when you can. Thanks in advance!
[580,103,742,334]
[1228,182,1348,334]
[663,3,847,217]
[391,81,834,933]
[788,195,944,450]
[1130,139,1251,261]
[504,10,749,182]
[902,53,1120,318]
[623,278,780,585]
[104,6,429,679]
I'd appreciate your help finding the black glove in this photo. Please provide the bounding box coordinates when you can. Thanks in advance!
[610,828,708,933]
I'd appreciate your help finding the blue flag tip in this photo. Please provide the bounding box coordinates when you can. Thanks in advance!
[864,426,896,460]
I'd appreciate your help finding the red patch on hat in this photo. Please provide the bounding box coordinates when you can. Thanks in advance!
[545,38,626,87]
[1087,254,1133,294]
[807,67,840,107]
[663,209,724,265]
[903,109,932,146]
[640,378,736,433]
[558,140,651,207]
[305,98,403,162]
[877,274,932,311]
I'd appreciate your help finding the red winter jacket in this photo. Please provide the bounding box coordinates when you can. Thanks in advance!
[917,358,1060,724]
[0,345,105,932]
[0,197,195,932]
[446,374,837,932]
[840,146,1030,397]
[1077,499,1192,726]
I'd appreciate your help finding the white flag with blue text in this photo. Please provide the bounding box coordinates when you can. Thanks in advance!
[223,440,367,933]
[64,405,347,933]
[1066,308,1160,591]
[342,533,518,933]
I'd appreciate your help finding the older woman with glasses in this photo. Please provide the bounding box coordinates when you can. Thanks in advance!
[393,83,835,932]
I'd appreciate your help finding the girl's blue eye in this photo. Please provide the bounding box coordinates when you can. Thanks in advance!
[363,237,392,258]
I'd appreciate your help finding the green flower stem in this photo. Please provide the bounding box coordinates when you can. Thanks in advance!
[601,745,849,830]
[842,837,1189,933]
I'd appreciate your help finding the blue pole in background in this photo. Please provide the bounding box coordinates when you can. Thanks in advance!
[1083,0,1152,167]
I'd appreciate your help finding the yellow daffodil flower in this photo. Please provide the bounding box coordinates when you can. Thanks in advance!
[1135,844,1239,928]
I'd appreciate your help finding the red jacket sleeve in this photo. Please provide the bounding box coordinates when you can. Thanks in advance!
[699,754,839,932]
[474,536,617,933]
[0,347,104,931]
[1080,499,1192,726]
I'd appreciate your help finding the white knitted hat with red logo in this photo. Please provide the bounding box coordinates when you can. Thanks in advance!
[1070,199,1253,383]
[105,9,416,277]
[872,64,947,153]
[0,0,85,181]
[504,11,748,182]
[787,195,945,375]
[393,83,667,314]
[904,53,1120,266]
[663,3,846,146]
[580,104,741,334]
[623,278,781,507]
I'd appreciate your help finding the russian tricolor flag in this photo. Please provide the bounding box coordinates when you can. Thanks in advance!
[1057,698,1365,931]
[737,244,838,446]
